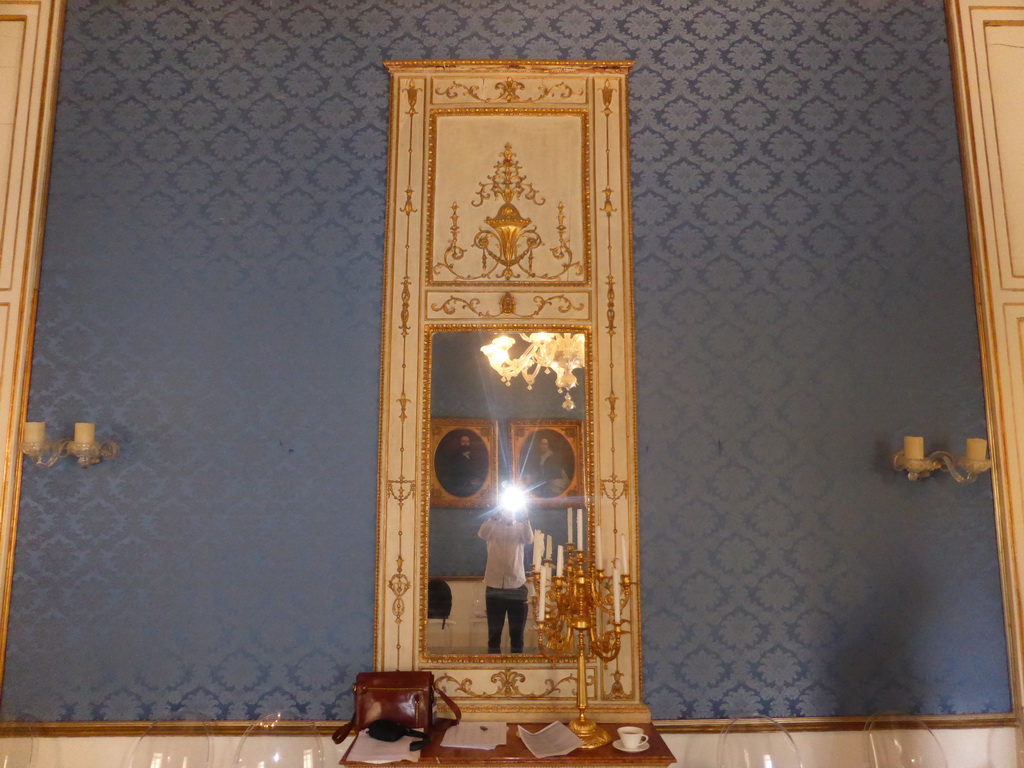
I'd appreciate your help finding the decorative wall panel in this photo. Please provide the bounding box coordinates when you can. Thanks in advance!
[376,60,645,721]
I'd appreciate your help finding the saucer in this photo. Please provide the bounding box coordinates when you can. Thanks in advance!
[612,740,649,753]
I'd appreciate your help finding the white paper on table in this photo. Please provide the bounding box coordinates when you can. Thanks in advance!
[441,722,508,749]
[346,730,422,763]
[517,721,584,758]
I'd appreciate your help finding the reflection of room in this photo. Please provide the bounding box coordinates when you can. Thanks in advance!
[427,578,541,655]
[428,331,586,656]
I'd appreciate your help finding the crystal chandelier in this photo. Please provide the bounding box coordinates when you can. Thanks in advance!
[480,332,585,410]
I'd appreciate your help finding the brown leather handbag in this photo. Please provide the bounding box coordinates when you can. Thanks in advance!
[331,670,461,744]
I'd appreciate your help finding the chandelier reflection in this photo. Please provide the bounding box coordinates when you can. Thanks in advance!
[481,332,585,410]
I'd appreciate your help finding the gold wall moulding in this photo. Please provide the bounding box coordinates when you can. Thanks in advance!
[434,77,584,104]
[434,669,580,699]
[428,291,586,319]
[384,60,634,74]
[1,712,1010,738]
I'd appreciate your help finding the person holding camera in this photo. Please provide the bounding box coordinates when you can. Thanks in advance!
[478,509,533,654]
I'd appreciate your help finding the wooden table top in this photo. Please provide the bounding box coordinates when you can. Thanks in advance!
[341,721,675,767]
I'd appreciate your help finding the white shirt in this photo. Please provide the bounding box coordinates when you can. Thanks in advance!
[478,518,534,589]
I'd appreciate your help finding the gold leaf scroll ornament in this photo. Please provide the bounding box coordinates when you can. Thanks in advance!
[434,78,583,103]
[429,292,584,318]
[436,144,581,281]
[434,669,577,699]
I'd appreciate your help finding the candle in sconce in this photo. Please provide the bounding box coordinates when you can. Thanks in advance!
[566,508,573,547]
[74,422,95,444]
[595,524,604,571]
[966,438,988,461]
[903,436,925,460]
[538,567,547,621]
[619,533,628,576]
[556,545,564,578]
[533,530,543,571]
[23,422,45,443]
[546,534,553,561]
[576,509,583,551]
[613,567,621,624]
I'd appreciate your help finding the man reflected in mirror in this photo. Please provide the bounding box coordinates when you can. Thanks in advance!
[437,430,488,498]
[478,508,533,653]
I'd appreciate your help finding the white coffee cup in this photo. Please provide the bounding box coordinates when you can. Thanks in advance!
[617,726,649,750]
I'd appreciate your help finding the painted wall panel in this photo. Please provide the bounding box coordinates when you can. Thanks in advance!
[986,26,1024,280]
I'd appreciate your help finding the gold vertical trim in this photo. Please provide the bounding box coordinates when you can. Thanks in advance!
[945,0,1024,722]
[0,0,66,698]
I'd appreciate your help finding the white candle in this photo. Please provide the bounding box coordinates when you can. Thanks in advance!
[577,509,583,551]
[619,533,628,576]
[904,436,924,460]
[546,534,553,561]
[556,545,564,578]
[613,567,621,624]
[538,567,547,621]
[966,438,987,461]
[23,422,45,443]
[74,422,95,444]
[533,530,543,572]
[567,508,573,546]
[595,524,604,571]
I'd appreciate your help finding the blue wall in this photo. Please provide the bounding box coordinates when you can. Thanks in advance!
[1,0,1010,721]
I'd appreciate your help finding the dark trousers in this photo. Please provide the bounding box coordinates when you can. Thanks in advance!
[485,585,528,653]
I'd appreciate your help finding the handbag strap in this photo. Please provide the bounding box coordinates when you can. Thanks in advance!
[331,719,354,744]
[432,680,461,728]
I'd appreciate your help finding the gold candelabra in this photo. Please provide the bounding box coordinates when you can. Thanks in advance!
[531,541,632,748]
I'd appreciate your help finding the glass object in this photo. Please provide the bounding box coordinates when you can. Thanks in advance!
[126,717,212,768]
[717,715,803,768]
[234,712,323,768]
[0,718,35,768]
[865,713,947,768]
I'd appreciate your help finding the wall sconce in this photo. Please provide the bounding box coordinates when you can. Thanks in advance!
[893,436,991,483]
[20,422,119,467]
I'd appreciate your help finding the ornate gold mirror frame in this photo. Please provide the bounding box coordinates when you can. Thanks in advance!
[375,60,647,721]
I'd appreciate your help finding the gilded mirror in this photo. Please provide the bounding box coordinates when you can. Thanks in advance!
[376,60,645,721]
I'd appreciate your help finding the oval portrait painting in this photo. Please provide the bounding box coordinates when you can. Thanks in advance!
[434,428,490,499]
[519,428,575,499]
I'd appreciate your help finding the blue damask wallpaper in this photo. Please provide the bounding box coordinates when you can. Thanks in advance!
[2,0,1010,721]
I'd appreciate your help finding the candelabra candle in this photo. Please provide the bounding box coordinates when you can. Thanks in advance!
[530,545,633,748]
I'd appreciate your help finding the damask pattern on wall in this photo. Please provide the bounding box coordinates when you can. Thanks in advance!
[1,0,1009,721]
